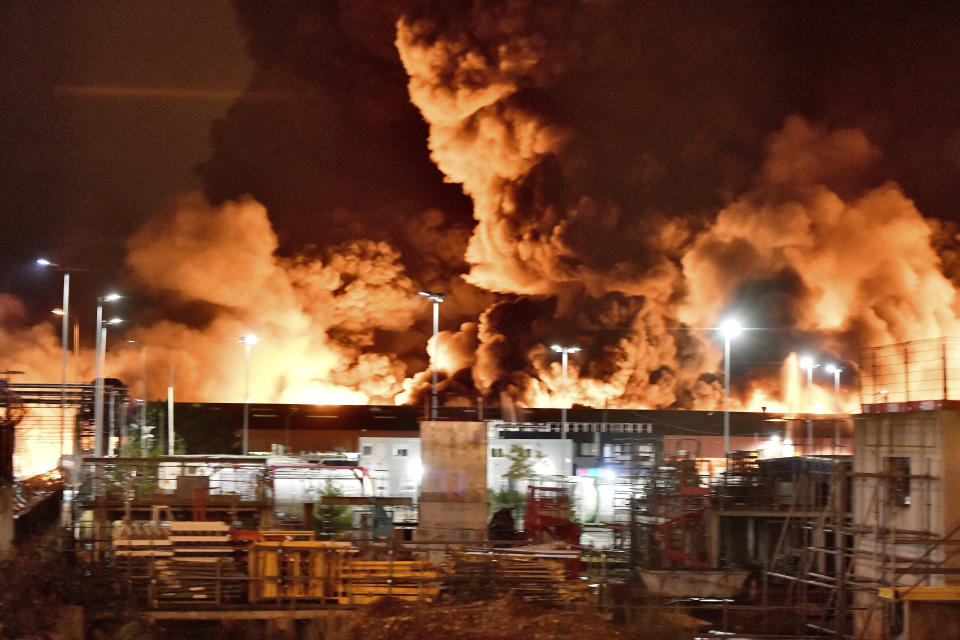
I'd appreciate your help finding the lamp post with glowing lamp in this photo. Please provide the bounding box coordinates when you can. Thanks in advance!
[36,259,70,460]
[418,291,445,421]
[824,363,842,408]
[127,340,148,455]
[719,318,743,455]
[550,344,580,440]
[799,355,819,454]
[239,333,258,455]
[825,363,843,453]
[93,294,122,457]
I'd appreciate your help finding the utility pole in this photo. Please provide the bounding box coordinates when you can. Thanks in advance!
[418,291,446,421]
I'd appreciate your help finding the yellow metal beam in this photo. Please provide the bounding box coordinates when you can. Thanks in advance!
[878,586,960,601]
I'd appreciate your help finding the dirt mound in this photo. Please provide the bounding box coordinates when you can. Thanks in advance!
[332,596,691,640]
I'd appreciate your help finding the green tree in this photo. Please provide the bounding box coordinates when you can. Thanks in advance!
[315,480,353,538]
[488,487,524,514]
[112,403,185,496]
[121,402,186,457]
[504,444,543,486]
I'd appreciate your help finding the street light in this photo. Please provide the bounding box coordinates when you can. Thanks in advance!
[418,291,445,421]
[799,354,819,454]
[93,294,122,457]
[824,363,842,407]
[719,318,743,455]
[239,333,259,455]
[128,340,148,456]
[550,344,581,440]
[36,259,70,461]
[825,363,843,453]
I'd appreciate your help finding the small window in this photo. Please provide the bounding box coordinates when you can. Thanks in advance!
[361,445,372,456]
[887,457,911,507]
[490,447,503,457]
[395,448,408,457]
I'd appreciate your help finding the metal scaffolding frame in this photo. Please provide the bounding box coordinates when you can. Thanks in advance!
[765,412,960,639]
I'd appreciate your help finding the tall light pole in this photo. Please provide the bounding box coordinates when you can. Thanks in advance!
[36,259,70,462]
[550,344,580,440]
[825,363,842,453]
[824,363,842,409]
[93,294,122,457]
[239,333,258,455]
[799,355,819,454]
[719,318,743,456]
[128,340,148,456]
[418,291,445,421]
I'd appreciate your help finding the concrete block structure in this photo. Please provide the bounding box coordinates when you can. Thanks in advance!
[415,421,488,544]
[852,409,960,639]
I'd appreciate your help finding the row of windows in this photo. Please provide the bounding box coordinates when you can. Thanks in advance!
[494,422,654,434]
[490,447,534,457]
[360,445,409,457]
[364,443,652,459]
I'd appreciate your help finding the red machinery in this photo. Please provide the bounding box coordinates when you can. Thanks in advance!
[652,458,711,569]
[524,485,580,545]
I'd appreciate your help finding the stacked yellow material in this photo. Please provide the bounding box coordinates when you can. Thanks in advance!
[340,560,441,604]
[248,541,357,602]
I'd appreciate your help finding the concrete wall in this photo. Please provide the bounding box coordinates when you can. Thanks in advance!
[940,411,960,583]
[852,410,960,639]
[416,421,487,542]
[853,411,945,571]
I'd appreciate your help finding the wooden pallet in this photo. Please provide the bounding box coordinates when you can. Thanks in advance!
[446,553,586,605]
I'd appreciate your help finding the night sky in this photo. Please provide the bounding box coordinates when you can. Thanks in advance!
[4,0,960,350]
[1,1,251,329]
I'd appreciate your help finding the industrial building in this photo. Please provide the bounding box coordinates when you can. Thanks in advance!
[5,339,960,638]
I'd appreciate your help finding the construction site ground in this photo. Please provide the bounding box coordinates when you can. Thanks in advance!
[325,596,699,640]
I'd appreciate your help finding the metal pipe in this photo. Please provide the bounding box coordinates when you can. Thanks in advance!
[561,348,569,439]
[107,391,115,456]
[806,364,813,453]
[417,291,445,421]
[431,299,439,421]
[243,341,251,454]
[167,363,174,455]
[724,333,731,454]
[59,272,69,462]
[140,345,147,456]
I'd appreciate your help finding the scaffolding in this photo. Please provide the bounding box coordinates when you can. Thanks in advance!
[765,410,960,639]
[861,337,960,409]
[628,443,714,571]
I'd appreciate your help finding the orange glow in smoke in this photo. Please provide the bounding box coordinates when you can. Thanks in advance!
[741,352,860,415]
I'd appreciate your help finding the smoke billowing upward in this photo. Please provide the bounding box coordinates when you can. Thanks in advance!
[119,193,422,404]
[391,0,960,409]
[6,1,960,425]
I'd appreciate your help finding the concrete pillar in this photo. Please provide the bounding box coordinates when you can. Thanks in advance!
[416,421,488,561]
[0,485,13,558]
[707,508,720,567]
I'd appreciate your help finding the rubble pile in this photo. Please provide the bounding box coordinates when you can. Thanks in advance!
[333,596,696,640]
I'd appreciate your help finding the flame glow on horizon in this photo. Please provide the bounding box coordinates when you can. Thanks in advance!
[3,7,960,476]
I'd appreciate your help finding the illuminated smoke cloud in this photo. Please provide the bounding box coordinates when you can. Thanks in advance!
[7,3,960,421]
[396,5,960,411]
[118,193,420,404]
[395,4,727,409]
[681,118,960,348]
[0,294,85,382]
